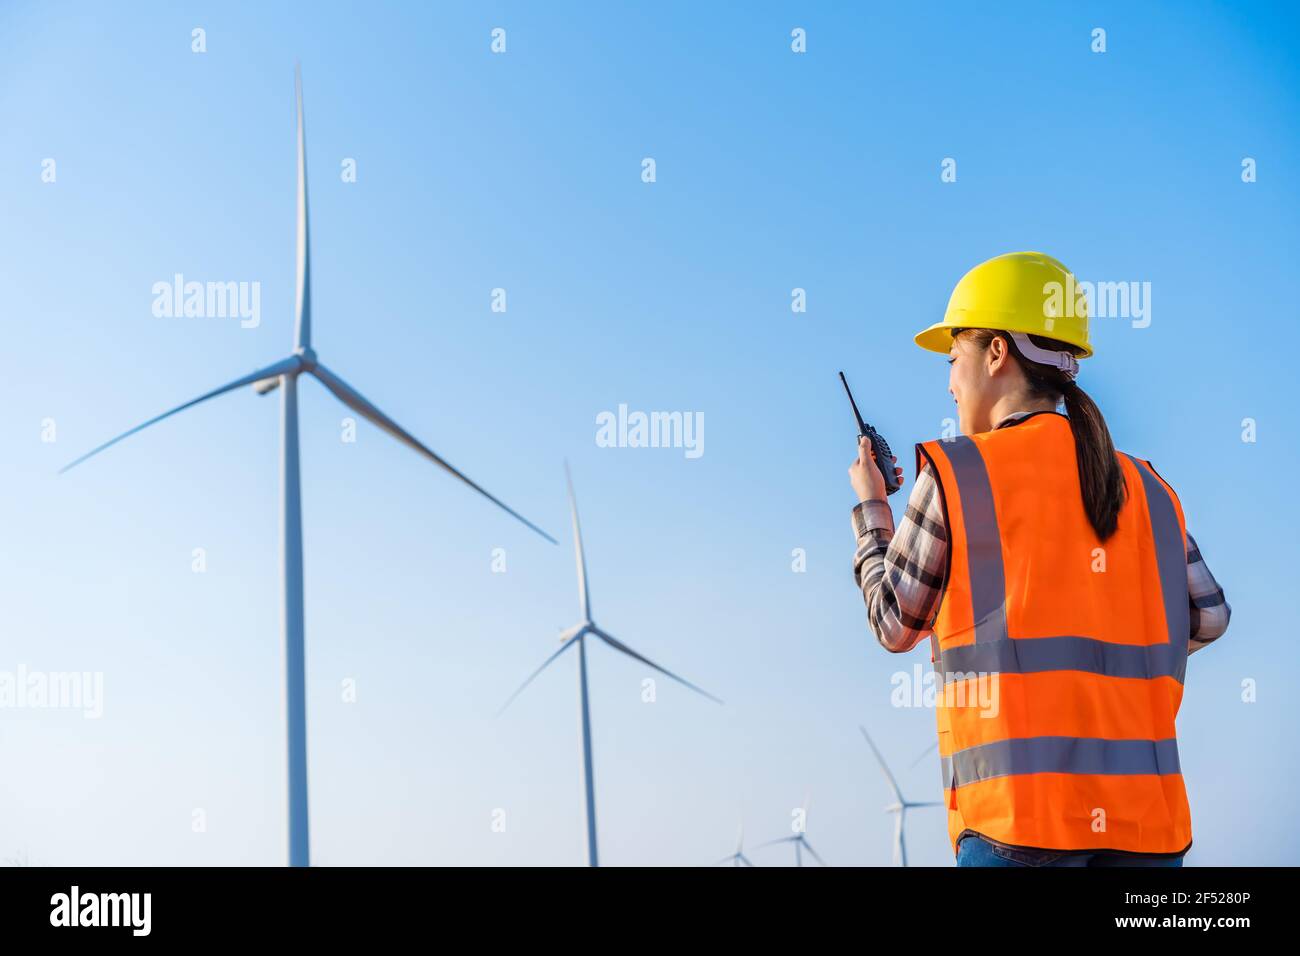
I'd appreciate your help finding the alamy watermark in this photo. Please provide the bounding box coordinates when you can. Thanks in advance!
[1044,276,1151,329]
[0,665,103,718]
[892,664,1000,718]
[151,274,260,329]
[595,404,704,459]
[50,886,150,936]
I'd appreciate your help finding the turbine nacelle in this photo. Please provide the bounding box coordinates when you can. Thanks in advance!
[255,350,314,395]
[561,622,594,642]
[755,831,828,867]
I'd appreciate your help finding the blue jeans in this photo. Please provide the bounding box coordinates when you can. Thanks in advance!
[956,832,1184,867]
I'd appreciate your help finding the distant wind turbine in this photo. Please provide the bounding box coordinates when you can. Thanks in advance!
[714,820,756,867]
[758,794,828,867]
[60,66,555,867]
[860,726,943,867]
[498,463,722,867]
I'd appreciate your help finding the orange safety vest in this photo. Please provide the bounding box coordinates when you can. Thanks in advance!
[917,411,1192,857]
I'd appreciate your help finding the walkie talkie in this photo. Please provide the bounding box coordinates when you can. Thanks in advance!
[838,371,901,496]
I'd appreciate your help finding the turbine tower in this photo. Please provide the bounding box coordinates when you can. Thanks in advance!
[498,463,721,867]
[860,726,943,867]
[60,66,555,867]
[758,794,827,867]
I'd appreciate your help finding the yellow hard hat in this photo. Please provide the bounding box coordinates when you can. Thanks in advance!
[914,251,1093,358]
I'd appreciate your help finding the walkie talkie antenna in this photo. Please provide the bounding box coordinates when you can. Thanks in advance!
[838,370,902,496]
[839,371,869,437]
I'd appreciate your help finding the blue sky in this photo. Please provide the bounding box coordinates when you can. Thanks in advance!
[1,1,1295,866]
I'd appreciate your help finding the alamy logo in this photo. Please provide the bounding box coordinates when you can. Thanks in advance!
[151,273,261,328]
[0,665,103,719]
[891,664,1000,718]
[50,886,151,936]
[595,404,704,459]
[1043,276,1151,328]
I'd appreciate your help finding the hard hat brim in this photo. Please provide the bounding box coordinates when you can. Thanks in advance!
[914,322,959,355]
[913,319,1094,359]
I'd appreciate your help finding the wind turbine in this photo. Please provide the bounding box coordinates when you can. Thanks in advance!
[60,66,555,867]
[758,795,828,867]
[497,463,722,867]
[860,726,943,867]
[714,820,756,867]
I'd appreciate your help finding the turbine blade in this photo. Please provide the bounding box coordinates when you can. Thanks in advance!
[905,801,944,808]
[59,356,303,473]
[801,839,829,867]
[565,461,591,621]
[589,627,723,704]
[309,363,556,544]
[496,626,583,716]
[739,854,755,867]
[910,739,939,769]
[294,63,311,351]
[754,836,796,850]
[859,725,904,803]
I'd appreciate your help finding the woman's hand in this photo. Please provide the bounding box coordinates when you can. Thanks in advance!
[849,435,904,502]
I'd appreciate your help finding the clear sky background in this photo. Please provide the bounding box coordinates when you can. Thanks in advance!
[1,1,1295,866]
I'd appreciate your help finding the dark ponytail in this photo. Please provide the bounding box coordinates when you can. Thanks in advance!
[1058,378,1126,540]
[956,329,1126,541]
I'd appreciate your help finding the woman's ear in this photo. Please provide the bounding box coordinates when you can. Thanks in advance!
[986,334,1010,376]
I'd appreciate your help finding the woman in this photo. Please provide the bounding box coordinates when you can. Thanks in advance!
[848,252,1231,867]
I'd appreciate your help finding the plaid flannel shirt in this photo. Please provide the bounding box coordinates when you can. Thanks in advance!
[852,413,1232,655]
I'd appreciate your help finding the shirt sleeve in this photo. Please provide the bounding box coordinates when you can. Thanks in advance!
[851,462,948,653]
[1185,531,1231,655]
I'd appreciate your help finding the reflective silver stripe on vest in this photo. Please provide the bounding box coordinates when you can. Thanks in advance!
[1124,455,1191,685]
[931,442,1190,685]
[941,437,1008,645]
[939,736,1182,788]
[938,634,1182,682]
